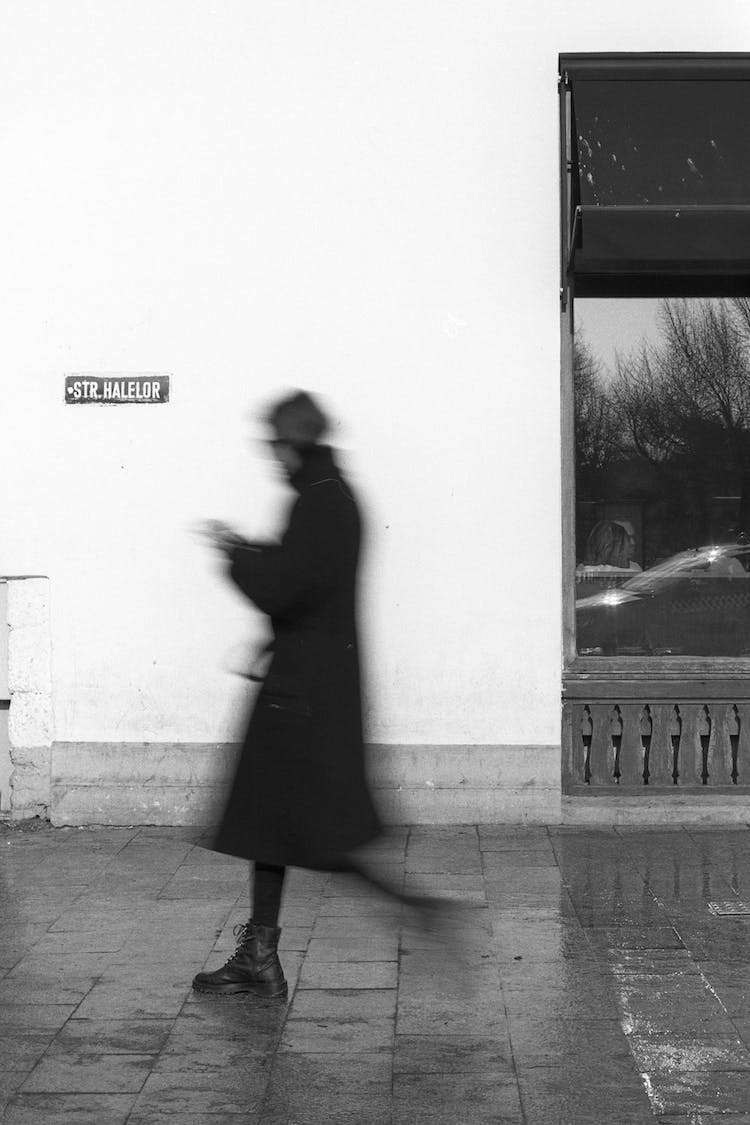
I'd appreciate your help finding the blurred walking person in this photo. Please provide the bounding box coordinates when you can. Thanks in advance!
[193,390,382,998]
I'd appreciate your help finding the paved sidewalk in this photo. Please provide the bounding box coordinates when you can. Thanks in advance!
[3,823,750,1123]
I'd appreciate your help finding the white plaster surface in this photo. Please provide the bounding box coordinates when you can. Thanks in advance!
[7,627,51,694]
[7,578,50,628]
[0,2,746,763]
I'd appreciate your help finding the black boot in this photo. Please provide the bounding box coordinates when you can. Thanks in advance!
[192,920,288,998]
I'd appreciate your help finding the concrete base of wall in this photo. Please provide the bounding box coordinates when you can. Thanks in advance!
[49,742,562,827]
[39,745,750,827]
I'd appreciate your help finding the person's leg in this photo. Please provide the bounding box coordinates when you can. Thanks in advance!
[191,861,288,998]
[252,862,286,927]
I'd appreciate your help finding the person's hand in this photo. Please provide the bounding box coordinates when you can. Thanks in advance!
[193,519,248,553]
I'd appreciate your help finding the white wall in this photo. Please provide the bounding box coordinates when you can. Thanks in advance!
[1,0,748,750]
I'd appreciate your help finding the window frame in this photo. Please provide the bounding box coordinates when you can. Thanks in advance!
[560,53,750,687]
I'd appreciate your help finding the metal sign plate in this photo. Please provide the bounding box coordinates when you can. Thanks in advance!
[65,374,170,404]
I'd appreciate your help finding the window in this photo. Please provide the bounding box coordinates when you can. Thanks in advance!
[575,295,750,657]
[561,55,750,662]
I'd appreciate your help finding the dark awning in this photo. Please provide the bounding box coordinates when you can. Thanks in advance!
[560,55,750,296]
[572,205,750,297]
[560,53,750,82]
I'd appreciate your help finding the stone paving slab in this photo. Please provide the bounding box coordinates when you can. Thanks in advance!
[5,821,750,1120]
[1,1093,139,1125]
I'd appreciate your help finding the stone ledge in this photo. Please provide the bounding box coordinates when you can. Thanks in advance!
[50,742,561,827]
[52,742,235,786]
[368,744,558,790]
[52,742,559,787]
[51,784,227,828]
[563,793,750,825]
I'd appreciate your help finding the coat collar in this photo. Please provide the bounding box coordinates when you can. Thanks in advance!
[289,444,339,493]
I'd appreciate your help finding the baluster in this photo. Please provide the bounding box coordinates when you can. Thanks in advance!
[671,706,682,784]
[677,705,707,786]
[707,703,734,786]
[646,703,674,786]
[699,705,712,785]
[566,698,750,789]
[618,703,646,785]
[588,704,617,786]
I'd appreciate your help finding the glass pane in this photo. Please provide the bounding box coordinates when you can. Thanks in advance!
[574,81,750,206]
[575,297,750,656]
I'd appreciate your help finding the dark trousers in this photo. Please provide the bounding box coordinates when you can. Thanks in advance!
[252,862,286,928]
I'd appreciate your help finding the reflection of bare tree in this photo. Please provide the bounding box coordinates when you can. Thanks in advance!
[613,300,750,457]
[574,337,620,494]
[609,299,750,533]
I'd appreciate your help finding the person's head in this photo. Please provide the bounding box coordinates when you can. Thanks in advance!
[614,520,637,562]
[583,520,632,567]
[265,390,329,477]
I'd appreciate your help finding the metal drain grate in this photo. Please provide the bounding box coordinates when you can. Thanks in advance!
[708,901,750,916]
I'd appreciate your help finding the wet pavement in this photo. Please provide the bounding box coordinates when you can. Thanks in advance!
[3,822,750,1123]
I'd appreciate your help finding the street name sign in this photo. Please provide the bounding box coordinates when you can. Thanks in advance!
[65,374,170,404]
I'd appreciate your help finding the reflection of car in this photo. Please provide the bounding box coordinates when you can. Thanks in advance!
[576,544,750,656]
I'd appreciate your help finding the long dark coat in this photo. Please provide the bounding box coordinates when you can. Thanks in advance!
[212,444,382,867]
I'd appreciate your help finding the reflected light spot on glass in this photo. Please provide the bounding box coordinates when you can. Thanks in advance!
[602,590,627,607]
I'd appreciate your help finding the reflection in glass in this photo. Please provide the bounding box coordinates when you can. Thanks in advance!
[574,81,750,207]
[575,297,750,656]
